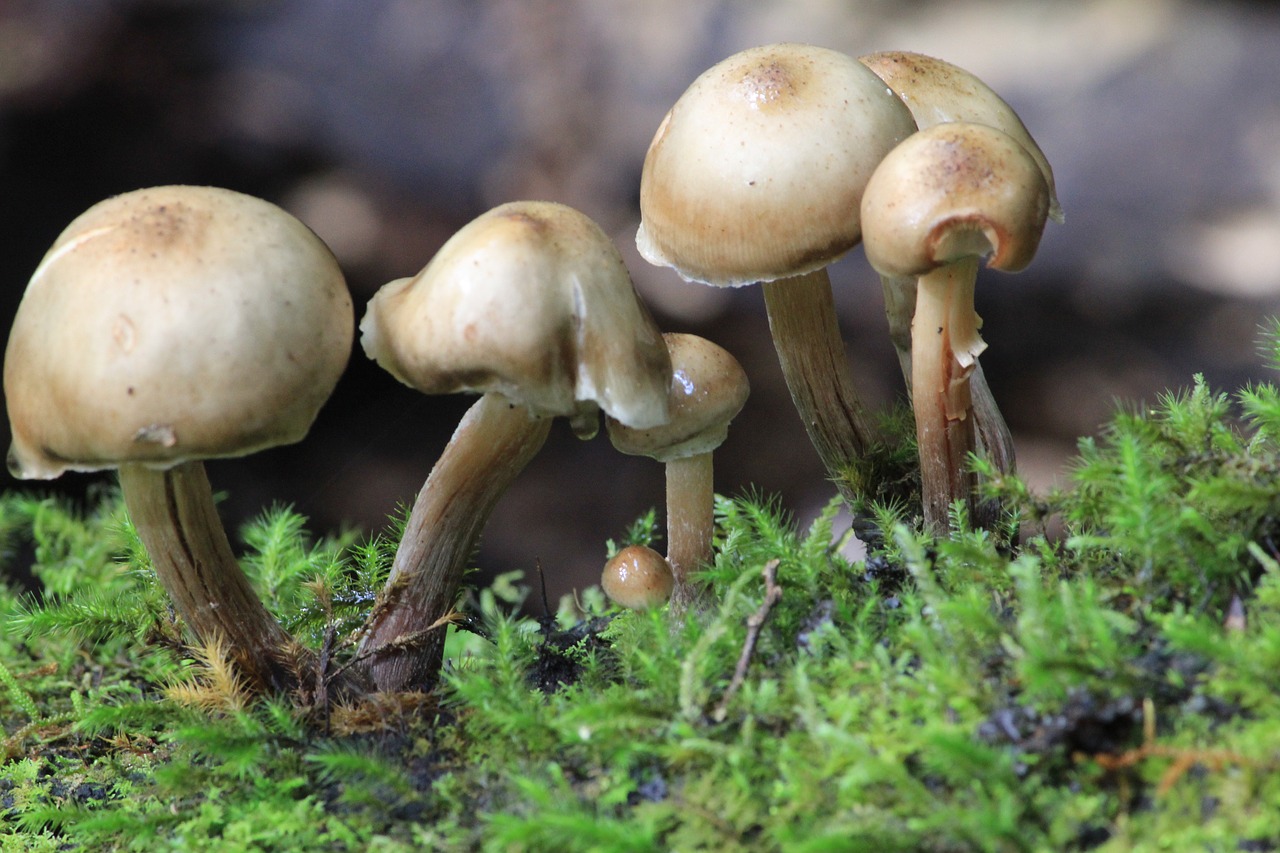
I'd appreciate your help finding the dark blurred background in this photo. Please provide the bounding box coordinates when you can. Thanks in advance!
[3,0,1280,601]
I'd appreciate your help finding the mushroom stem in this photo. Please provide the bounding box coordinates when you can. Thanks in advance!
[881,273,918,383]
[664,451,714,612]
[911,258,983,533]
[359,392,552,693]
[761,268,876,506]
[118,460,302,694]
[883,272,1016,525]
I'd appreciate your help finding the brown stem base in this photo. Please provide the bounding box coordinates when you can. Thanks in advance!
[119,461,303,695]
[357,393,551,693]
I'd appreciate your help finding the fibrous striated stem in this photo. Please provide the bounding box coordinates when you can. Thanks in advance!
[119,460,302,694]
[881,272,1016,480]
[762,268,876,508]
[911,259,982,533]
[358,392,551,693]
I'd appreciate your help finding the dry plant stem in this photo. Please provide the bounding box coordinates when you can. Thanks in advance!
[762,268,876,507]
[360,392,552,693]
[911,259,982,533]
[712,559,782,722]
[665,451,714,612]
[881,273,1016,477]
[118,460,301,694]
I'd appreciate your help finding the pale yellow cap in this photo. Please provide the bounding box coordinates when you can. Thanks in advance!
[859,50,1063,223]
[637,43,915,287]
[607,333,748,463]
[860,123,1050,278]
[5,185,353,479]
[361,201,671,435]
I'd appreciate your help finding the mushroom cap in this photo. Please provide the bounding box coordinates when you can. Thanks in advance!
[858,50,1063,223]
[4,185,354,480]
[601,544,674,610]
[860,123,1051,279]
[636,42,915,287]
[360,201,671,434]
[607,333,749,463]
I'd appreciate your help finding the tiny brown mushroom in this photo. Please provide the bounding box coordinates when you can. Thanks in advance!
[601,545,675,610]
[637,42,914,506]
[3,185,353,694]
[357,200,671,692]
[860,123,1050,533]
[607,333,748,611]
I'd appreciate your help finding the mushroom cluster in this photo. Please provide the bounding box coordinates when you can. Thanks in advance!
[637,43,914,505]
[861,122,1051,531]
[635,43,1058,534]
[856,50,1060,532]
[1,43,1060,702]
[355,200,675,691]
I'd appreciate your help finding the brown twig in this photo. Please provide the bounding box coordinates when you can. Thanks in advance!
[326,610,464,689]
[1085,697,1252,798]
[713,560,783,722]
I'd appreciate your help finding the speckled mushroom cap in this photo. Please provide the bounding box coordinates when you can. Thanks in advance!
[607,333,749,463]
[858,50,1063,223]
[860,123,1051,278]
[360,200,671,434]
[4,185,354,480]
[636,43,915,287]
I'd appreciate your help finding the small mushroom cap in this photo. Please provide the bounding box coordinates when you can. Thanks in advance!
[4,185,353,480]
[607,333,749,463]
[601,544,674,610]
[858,50,1063,223]
[360,201,671,434]
[636,42,915,287]
[860,123,1051,279]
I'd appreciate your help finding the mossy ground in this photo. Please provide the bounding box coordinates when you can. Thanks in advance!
[5,336,1280,850]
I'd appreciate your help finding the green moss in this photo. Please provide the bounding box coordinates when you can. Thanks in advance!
[7,333,1280,849]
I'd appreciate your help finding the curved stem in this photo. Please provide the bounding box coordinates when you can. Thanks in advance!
[118,461,302,694]
[664,451,713,613]
[762,268,876,507]
[911,259,981,533]
[358,392,551,693]
[968,363,1016,477]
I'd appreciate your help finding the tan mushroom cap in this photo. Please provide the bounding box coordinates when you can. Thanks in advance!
[360,200,671,432]
[607,333,749,463]
[637,43,915,287]
[858,50,1063,223]
[601,544,674,610]
[5,185,354,480]
[860,123,1051,278]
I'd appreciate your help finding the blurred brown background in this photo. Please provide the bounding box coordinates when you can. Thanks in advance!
[3,0,1280,601]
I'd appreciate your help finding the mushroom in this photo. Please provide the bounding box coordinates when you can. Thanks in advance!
[3,185,354,693]
[858,50,1064,480]
[356,200,671,692]
[636,42,915,506]
[860,123,1050,532]
[607,332,749,611]
[601,545,675,611]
